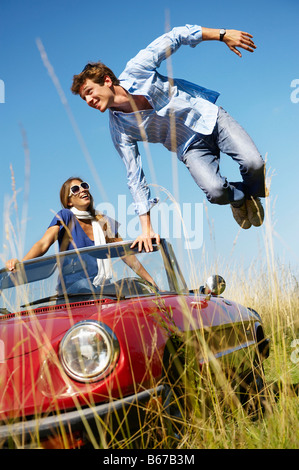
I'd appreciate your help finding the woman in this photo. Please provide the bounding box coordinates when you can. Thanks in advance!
[6,177,156,292]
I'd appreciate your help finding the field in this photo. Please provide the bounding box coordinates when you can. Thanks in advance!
[177,262,299,450]
[2,251,298,449]
[159,199,299,450]
[121,257,299,450]
[1,165,298,450]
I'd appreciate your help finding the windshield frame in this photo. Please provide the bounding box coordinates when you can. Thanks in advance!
[0,239,188,303]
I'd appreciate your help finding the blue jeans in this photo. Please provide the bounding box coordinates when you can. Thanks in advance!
[183,107,266,207]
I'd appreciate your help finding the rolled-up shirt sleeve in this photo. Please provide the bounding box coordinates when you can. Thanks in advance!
[110,117,158,215]
[126,24,203,74]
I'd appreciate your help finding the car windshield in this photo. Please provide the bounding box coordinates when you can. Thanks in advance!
[0,240,188,314]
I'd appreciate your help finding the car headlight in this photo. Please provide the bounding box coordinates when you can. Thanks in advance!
[59,321,119,383]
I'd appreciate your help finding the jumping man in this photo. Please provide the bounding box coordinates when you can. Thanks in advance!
[71,25,266,251]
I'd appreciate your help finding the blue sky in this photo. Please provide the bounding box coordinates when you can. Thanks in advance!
[0,0,298,286]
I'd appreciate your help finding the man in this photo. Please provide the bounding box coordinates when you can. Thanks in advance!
[71,25,266,252]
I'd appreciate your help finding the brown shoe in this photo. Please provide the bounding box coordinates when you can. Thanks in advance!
[230,203,252,229]
[246,197,264,227]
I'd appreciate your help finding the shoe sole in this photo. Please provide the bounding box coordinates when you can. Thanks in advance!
[230,204,252,230]
[246,198,264,227]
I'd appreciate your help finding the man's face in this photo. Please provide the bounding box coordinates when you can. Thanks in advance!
[80,77,114,112]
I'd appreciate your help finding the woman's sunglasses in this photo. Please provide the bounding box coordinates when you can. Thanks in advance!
[69,182,90,197]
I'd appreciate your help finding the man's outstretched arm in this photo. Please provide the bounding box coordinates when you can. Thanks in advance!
[201,27,256,57]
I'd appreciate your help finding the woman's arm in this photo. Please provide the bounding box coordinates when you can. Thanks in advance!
[6,225,60,271]
[115,232,157,287]
[122,254,158,288]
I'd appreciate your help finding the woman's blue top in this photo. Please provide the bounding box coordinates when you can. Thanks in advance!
[48,209,119,293]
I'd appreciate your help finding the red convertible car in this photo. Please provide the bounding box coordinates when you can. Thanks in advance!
[0,240,269,448]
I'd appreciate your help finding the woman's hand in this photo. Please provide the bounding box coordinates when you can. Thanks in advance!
[6,258,19,272]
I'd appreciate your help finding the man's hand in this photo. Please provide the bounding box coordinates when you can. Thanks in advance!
[223,29,256,57]
[130,233,160,253]
[130,211,160,252]
[202,27,257,58]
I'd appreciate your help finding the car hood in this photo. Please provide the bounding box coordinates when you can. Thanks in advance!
[0,293,259,360]
[0,299,116,360]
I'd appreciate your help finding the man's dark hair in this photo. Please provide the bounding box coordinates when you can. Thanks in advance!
[71,62,120,95]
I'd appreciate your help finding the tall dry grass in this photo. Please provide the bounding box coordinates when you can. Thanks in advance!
[2,220,298,449]
[1,154,299,449]
[169,192,299,449]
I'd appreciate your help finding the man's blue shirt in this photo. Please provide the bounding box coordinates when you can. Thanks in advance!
[109,24,220,215]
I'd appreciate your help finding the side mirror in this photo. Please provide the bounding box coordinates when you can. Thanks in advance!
[204,275,226,296]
